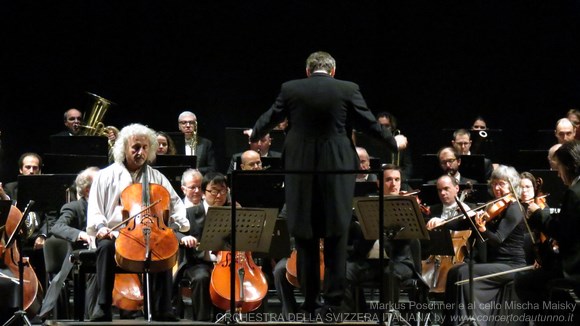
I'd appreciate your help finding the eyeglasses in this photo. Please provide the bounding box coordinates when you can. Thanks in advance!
[491,180,509,188]
[179,120,196,125]
[440,158,457,165]
[205,189,227,196]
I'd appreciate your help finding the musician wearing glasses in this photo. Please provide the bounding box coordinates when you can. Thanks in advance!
[53,108,83,136]
[175,172,233,321]
[175,111,217,174]
[428,147,477,185]
[181,168,203,208]
[441,165,526,326]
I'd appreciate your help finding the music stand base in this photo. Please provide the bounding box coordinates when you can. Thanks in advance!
[3,310,32,326]
[383,308,412,326]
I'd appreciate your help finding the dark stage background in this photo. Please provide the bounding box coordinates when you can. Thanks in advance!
[1,1,579,182]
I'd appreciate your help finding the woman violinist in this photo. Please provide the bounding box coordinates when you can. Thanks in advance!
[515,141,580,323]
[442,165,527,326]
[87,124,189,322]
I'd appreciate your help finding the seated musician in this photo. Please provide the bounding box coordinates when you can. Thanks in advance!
[427,147,477,185]
[86,123,189,322]
[516,141,580,323]
[175,171,232,321]
[343,164,426,313]
[436,165,526,326]
[180,168,203,208]
[40,167,100,319]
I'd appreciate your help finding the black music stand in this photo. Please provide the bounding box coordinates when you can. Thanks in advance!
[3,200,35,326]
[199,206,277,318]
[42,153,109,174]
[16,174,76,213]
[49,135,109,156]
[0,200,11,227]
[153,154,197,168]
[353,196,429,326]
[231,173,285,210]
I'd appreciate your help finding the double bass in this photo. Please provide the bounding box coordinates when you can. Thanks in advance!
[1,204,43,315]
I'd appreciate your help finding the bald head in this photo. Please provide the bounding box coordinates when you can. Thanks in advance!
[555,118,576,144]
[241,150,262,170]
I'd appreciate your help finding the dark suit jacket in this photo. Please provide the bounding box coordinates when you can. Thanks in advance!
[177,205,207,264]
[530,181,580,279]
[51,198,87,243]
[4,181,17,204]
[250,72,397,239]
[173,135,217,174]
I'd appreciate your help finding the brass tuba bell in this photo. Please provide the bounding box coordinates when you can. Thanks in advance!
[79,92,119,146]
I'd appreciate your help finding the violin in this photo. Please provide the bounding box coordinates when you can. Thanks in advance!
[400,190,431,216]
[481,194,517,223]
[1,205,43,314]
[285,239,324,288]
[209,250,268,312]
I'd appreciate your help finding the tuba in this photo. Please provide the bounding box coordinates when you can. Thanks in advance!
[80,92,119,146]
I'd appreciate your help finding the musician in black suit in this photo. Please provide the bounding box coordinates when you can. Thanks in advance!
[40,167,99,319]
[248,51,407,318]
[52,108,83,137]
[175,172,231,321]
[174,111,217,174]
[518,140,580,323]
[343,164,426,313]
[226,133,282,174]
[427,147,477,185]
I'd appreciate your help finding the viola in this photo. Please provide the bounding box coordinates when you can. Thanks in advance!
[285,239,324,288]
[115,180,179,273]
[400,190,431,216]
[1,205,43,314]
[422,230,471,293]
[209,250,268,312]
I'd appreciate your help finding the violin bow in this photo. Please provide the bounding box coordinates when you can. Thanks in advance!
[507,179,537,245]
[455,195,486,242]
[106,199,162,234]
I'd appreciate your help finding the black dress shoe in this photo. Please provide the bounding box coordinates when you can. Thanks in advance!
[90,309,113,322]
[152,312,179,322]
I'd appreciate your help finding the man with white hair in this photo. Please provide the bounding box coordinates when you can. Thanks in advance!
[175,111,217,174]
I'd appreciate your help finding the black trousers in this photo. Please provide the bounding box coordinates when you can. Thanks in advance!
[95,238,174,314]
[180,262,213,321]
[273,257,297,318]
[295,233,348,312]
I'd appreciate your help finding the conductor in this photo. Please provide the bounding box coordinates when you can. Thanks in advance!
[247,51,407,319]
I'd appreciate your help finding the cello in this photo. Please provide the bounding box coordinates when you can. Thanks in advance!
[1,204,43,315]
[285,239,324,288]
[209,250,268,312]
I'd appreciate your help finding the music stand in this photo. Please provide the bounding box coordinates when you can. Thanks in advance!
[152,166,190,198]
[42,153,109,174]
[231,173,285,210]
[0,200,12,227]
[49,135,109,156]
[153,155,197,168]
[234,156,282,171]
[199,206,277,317]
[353,196,429,326]
[459,155,486,183]
[3,200,35,326]
[16,174,76,213]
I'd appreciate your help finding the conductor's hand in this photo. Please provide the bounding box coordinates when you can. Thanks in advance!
[395,134,408,150]
[243,129,253,140]
[96,227,114,240]
[180,235,198,249]
[0,183,9,201]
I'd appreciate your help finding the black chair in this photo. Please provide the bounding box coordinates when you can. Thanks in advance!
[353,239,430,324]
